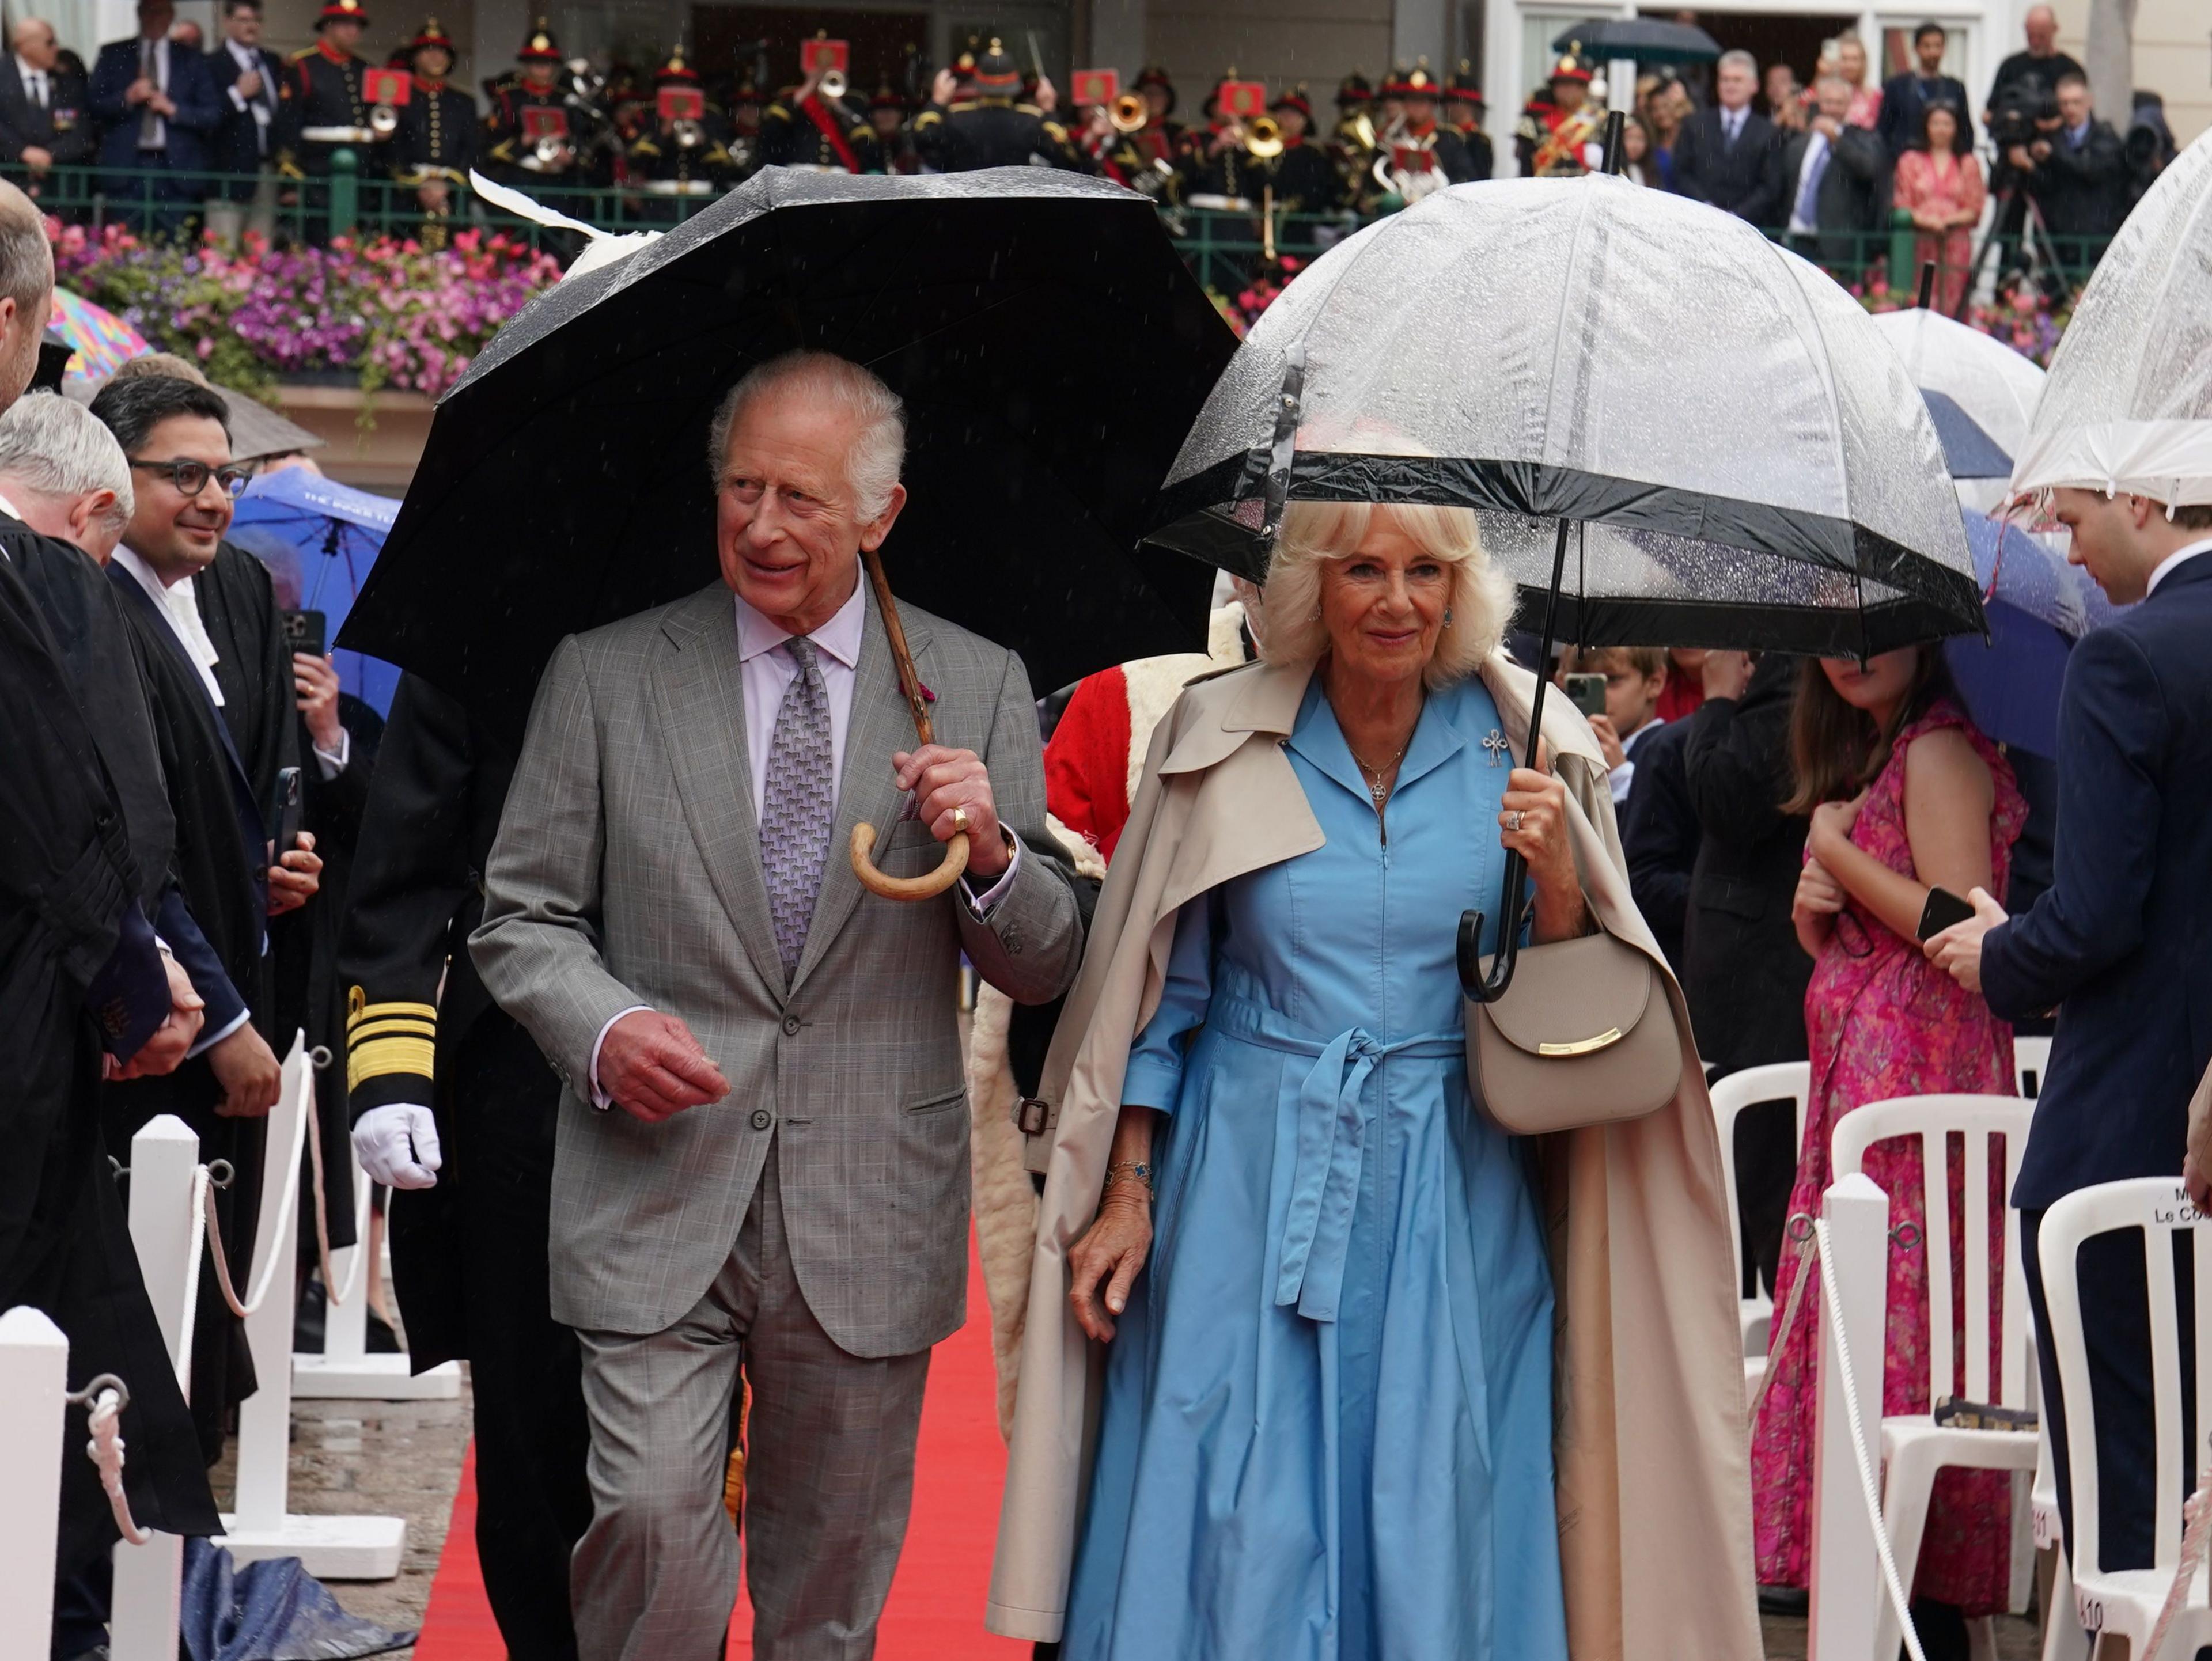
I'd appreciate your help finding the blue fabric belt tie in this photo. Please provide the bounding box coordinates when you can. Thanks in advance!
[1214,991,1461,1324]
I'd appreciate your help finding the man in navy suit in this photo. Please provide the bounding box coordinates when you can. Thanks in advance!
[1930,487,2212,1571]
[1670,49,1783,227]
[1876,22,1969,171]
[204,0,290,237]
[89,0,219,232]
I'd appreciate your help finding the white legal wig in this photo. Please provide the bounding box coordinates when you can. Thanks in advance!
[0,390,133,536]
[707,349,907,520]
[1257,498,1518,689]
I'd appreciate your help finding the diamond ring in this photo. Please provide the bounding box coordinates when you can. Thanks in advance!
[1506,810,1524,833]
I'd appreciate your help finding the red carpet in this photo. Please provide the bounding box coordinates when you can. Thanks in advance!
[412,1233,1030,1659]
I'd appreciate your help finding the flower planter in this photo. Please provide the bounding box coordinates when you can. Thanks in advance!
[273,384,436,491]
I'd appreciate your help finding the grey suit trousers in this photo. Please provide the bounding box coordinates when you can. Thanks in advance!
[571,1144,931,1661]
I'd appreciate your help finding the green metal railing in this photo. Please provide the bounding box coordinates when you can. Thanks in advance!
[20,158,2113,314]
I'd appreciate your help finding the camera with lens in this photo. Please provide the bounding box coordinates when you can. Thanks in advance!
[1987,80,2057,151]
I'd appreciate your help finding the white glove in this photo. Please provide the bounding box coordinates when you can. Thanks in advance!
[352,1102,443,1189]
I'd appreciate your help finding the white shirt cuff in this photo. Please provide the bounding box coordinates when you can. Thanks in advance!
[313,727,350,779]
[188,1006,251,1059]
[228,84,248,111]
[957,827,1023,917]
[589,1005,653,1108]
[1608,760,1635,804]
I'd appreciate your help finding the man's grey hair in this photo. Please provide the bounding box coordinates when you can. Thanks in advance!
[706,350,906,519]
[0,179,52,313]
[1718,49,1759,77]
[0,392,134,534]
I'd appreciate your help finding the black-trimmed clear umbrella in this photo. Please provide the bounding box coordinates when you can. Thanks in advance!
[1145,134,1979,1000]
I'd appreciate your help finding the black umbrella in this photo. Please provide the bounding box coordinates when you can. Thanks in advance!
[339,168,1239,745]
[1551,18,1722,64]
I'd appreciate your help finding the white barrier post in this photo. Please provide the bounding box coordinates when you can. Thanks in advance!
[1809,1171,1891,1661]
[293,1149,459,1401]
[109,1116,203,1661]
[0,1306,70,1658]
[217,1037,407,1578]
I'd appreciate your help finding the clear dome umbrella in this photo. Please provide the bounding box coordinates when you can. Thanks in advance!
[2007,126,2212,511]
[1146,152,1977,999]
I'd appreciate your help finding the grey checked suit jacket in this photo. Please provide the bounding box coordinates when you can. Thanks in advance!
[471,581,1084,1353]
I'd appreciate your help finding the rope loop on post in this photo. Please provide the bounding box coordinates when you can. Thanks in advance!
[65,1374,150,1545]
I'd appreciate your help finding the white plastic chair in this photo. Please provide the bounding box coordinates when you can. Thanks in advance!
[2031,1383,2078,1661]
[2038,1177,2212,1659]
[2015,1036,2054,1101]
[1832,1093,2040,1661]
[1710,1063,1811,1394]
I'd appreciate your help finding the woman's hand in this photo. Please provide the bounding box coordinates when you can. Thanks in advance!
[1069,1189,1153,1343]
[1794,855,1847,917]
[1807,792,1865,863]
[1502,765,1589,943]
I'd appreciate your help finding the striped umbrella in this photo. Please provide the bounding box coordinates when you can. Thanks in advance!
[50,287,151,382]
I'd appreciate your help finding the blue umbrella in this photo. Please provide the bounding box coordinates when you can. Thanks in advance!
[1922,389,2014,480]
[1944,509,2123,755]
[228,467,403,715]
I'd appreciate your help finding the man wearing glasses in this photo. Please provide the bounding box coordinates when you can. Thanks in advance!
[92,369,321,1463]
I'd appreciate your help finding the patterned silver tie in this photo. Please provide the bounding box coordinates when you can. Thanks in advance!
[759,637,834,983]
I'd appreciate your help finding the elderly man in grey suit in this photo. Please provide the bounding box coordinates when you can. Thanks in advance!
[471,348,1085,1659]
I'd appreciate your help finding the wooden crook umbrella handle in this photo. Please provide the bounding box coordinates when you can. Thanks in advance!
[849,544,971,901]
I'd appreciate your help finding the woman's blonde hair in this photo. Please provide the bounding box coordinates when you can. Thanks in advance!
[1256,499,1518,688]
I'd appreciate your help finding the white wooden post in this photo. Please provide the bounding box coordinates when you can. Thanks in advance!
[0,1306,70,1659]
[217,1039,407,1578]
[110,1116,202,1661]
[1809,1171,1891,1661]
[294,1152,459,1401]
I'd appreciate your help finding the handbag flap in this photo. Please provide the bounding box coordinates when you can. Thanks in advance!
[1478,931,1657,1057]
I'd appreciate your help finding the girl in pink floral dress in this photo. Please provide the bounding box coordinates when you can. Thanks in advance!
[1749,646,2026,1636]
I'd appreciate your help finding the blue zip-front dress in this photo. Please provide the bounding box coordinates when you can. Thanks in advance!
[1063,675,1569,1661]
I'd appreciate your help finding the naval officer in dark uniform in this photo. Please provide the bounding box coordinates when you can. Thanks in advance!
[911,37,1085,172]
[282,0,381,242]
[389,17,473,242]
[340,672,591,1661]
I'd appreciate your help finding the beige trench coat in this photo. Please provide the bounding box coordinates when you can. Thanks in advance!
[986,653,1761,1660]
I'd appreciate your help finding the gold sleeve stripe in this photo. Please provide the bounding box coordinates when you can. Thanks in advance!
[349,1036,437,1093]
[350,1017,437,1045]
[348,996,437,1029]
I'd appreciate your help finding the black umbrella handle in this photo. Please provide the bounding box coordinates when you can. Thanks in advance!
[1461,518,1573,1004]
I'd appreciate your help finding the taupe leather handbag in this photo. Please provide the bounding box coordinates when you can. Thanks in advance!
[1467,929,1681,1135]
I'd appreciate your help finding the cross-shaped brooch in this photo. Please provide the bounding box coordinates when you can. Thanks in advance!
[1482,729,1512,768]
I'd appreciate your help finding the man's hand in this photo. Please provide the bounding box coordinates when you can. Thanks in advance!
[1585,712,1626,773]
[236,67,263,100]
[21,144,52,172]
[294,652,344,755]
[149,90,177,118]
[1811,114,1841,141]
[268,830,322,915]
[2006,143,2033,170]
[1702,649,1755,702]
[892,744,1009,877]
[931,67,959,105]
[353,1102,443,1189]
[1925,886,2008,995]
[112,951,206,1079]
[124,76,154,105]
[416,180,450,213]
[2186,1151,2211,1213]
[208,1022,282,1117]
[597,1010,729,1123]
[1032,74,1057,113]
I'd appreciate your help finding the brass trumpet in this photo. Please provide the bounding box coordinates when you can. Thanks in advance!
[672,116,703,149]
[1244,113,1284,158]
[1109,92,1146,132]
[817,66,847,102]
[1344,111,1376,151]
[369,103,399,136]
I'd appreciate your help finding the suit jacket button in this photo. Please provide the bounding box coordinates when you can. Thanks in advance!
[782,1015,801,1036]
[750,1108,773,1131]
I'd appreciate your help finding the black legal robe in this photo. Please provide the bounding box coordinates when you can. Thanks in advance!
[104,556,275,1459]
[0,552,221,1569]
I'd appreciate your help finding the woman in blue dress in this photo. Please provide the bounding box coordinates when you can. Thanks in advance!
[1057,499,1589,1660]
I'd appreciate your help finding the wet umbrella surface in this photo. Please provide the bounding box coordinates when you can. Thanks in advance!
[342,167,1239,740]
